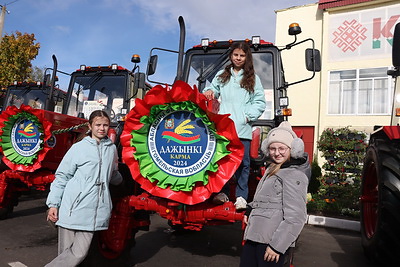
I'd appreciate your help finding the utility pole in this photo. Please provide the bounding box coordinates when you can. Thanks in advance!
[0,0,19,42]
[0,5,6,41]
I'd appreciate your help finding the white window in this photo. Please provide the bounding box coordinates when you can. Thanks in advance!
[328,67,393,115]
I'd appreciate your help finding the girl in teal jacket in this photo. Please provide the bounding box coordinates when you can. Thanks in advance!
[45,110,122,266]
[203,42,266,210]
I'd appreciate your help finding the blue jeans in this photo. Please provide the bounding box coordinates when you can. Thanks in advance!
[235,139,251,200]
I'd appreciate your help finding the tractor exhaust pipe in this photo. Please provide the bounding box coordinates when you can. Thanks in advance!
[176,16,185,81]
[45,55,58,111]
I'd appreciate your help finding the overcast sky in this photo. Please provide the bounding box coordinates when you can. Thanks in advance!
[3,0,316,87]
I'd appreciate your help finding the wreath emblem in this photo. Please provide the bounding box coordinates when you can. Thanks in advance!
[0,104,52,171]
[121,81,244,205]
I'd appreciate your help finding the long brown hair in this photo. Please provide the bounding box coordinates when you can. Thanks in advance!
[218,42,255,93]
[266,154,291,178]
[267,162,283,178]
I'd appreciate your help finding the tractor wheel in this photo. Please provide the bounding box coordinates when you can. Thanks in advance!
[0,190,19,220]
[79,231,136,267]
[0,205,14,220]
[360,144,400,265]
[80,196,141,266]
[167,220,193,234]
[283,247,294,267]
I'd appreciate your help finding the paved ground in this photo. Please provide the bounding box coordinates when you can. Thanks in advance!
[0,191,379,267]
[130,218,378,267]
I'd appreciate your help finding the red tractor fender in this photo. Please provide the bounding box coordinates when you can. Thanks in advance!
[381,125,400,139]
[108,128,117,143]
[250,127,260,159]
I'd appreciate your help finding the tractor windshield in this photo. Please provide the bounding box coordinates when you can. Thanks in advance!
[66,74,127,122]
[187,52,274,119]
[5,86,65,113]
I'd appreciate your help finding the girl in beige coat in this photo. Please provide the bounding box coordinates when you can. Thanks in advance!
[240,121,310,267]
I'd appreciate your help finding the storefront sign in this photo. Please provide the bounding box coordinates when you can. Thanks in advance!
[329,4,400,61]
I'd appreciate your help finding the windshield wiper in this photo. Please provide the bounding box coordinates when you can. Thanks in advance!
[75,71,103,96]
[75,71,103,111]
[196,48,232,83]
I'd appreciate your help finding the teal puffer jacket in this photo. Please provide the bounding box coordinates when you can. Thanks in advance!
[46,136,122,231]
[203,68,266,140]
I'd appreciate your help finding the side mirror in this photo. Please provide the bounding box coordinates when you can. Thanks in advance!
[147,55,158,76]
[393,22,400,68]
[305,48,321,72]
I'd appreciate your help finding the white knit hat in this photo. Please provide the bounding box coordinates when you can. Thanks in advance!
[265,121,297,148]
[261,121,305,159]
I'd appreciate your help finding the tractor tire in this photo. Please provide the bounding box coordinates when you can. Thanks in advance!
[0,205,14,220]
[360,143,400,265]
[79,231,136,267]
[0,190,19,220]
[283,247,294,267]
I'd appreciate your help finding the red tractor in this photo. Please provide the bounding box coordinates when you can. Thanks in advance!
[0,56,82,219]
[0,54,149,219]
[0,16,320,265]
[360,22,400,266]
[88,17,320,261]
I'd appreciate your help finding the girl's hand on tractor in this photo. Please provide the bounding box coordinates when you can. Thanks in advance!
[203,90,215,100]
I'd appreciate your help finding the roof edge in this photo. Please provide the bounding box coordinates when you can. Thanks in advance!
[318,0,373,10]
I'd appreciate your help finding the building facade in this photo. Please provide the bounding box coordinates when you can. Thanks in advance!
[276,0,398,161]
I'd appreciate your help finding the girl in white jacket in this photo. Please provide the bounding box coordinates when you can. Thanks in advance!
[46,110,122,267]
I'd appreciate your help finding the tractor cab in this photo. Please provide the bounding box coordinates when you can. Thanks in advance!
[2,81,66,113]
[63,64,148,125]
[2,55,71,114]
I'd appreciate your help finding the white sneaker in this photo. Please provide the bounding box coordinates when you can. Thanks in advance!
[235,197,247,210]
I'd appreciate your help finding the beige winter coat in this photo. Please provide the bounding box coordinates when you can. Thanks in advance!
[243,154,310,254]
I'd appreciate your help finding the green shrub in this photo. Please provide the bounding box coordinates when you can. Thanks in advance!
[308,157,321,194]
[308,127,367,219]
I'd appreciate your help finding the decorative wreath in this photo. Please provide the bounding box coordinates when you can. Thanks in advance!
[0,104,52,172]
[121,81,244,205]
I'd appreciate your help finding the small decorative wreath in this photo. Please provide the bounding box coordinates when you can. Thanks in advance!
[0,104,52,172]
